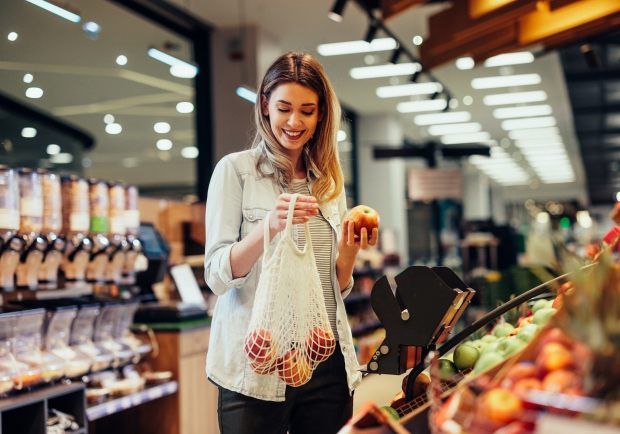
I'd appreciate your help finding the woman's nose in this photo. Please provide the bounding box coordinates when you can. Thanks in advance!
[287,113,303,128]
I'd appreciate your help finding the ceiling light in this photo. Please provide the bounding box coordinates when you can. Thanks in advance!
[508,127,560,140]
[428,122,482,136]
[440,132,491,144]
[483,90,547,106]
[463,95,473,106]
[25,0,80,23]
[181,146,199,159]
[103,114,114,124]
[337,130,347,142]
[50,153,73,164]
[156,139,173,151]
[350,63,420,79]
[412,35,423,46]
[176,102,194,113]
[484,51,534,67]
[7,32,18,42]
[148,48,198,78]
[501,116,556,131]
[376,82,442,98]
[514,137,564,147]
[23,73,33,83]
[21,127,37,138]
[25,87,43,99]
[456,57,475,70]
[397,99,447,113]
[616,191,620,202]
[317,38,397,56]
[414,111,471,126]
[471,73,541,89]
[236,86,256,103]
[328,0,348,22]
[105,123,122,135]
[116,55,127,66]
[154,122,171,134]
[493,104,552,119]
[364,55,376,65]
[389,48,402,64]
[83,21,101,39]
[46,144,60,155]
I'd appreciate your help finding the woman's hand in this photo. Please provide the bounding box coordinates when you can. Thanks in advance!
[338,219,379,257]
[269,193,319,238]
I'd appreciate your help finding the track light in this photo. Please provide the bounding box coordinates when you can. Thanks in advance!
[328,0,348,23]
[364,18,379,43]
[580,43,600,69]
[431,91,440,100]
[389,47,402,64]
[410,70,420,83]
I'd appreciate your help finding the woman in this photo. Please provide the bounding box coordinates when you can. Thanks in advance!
[204,51,378,434]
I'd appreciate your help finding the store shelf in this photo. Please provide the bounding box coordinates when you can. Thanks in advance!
[86,381,178,421]
[351,321,382,337]
[352,268,383,278]
[0,286,92,305]
[0,382,84,412]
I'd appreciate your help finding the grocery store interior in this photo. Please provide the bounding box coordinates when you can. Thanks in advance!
[0,0,619,433]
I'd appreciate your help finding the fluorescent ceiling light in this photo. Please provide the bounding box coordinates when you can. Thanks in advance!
[350,63,421,79]
[501,116,556,131]
[515,137,564,147]
[456,57,475,70]
[50,153,73,164]
[25,0,81,22]
[7,32,18,42]
[21,127,37,138]
[181,146,199,159]
[472,73,541,89]
[154,122,171,134]
[521,148,567,156]
[156,139,173,151]
[377,82,442,98]
[170,64,197,79]
[116,55,127,66]
[23,73,33,83]
[176,102,194,113]
[414,111,471,126]
[337,130,347,142]
[397,99,447,113]
[148,48,198,78]
[236,86,257,103]
[105,123,122,135]
[25,87,43,99]
[317,38,397,56]
[508,127,560,140]
[493,104,552,119]
[485,51,534,67]
[46,144,60,155]
[428,122,482,136]
[440,132,491,144]
[484,90,547,106]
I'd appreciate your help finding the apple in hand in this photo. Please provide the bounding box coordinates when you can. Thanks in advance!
[347,205,380,237]
[244,328,277,366]
[306,326,336,363]
[277,349,312,387]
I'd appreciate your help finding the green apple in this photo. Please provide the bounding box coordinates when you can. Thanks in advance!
[481,342,500,355]
[533,307,557,325]
[545,299,555,309]
[481,335,498,343]
[469,339,486,352]
[453,344,480,371]
[492,323,515,338]
[517,323,539,342]
[498,337,526,357]
[380,405,400,421]
[531,299,548,313]
[474,352,504,373]
[438,359,458,380]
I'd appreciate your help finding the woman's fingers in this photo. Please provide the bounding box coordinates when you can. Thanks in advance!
[360,227,368,249]
[369,228,379,246]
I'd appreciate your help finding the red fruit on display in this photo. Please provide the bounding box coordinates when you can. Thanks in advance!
[476,388,524,424]
[306,326,335,363]
[542,369,580,393]
[277,349,312,387]
[513,378,543,398]
[244,328,277,366]
[347,205,380,237]
[501,362,537,388]
[536,342,574,373]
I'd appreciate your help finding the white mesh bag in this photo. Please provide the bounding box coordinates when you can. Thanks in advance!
[243,194,336,387]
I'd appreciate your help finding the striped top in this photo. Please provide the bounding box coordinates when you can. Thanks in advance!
[289,179,339,340]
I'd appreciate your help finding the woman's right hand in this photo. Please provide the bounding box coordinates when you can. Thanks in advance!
[269,193,319,238]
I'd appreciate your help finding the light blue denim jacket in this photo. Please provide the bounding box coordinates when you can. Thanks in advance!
[204,148,362,402]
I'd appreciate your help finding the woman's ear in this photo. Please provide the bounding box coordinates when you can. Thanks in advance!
[260,95,269,117]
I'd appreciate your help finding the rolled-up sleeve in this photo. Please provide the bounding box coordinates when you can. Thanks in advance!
[204,156,253,295]
[337,188,354,299]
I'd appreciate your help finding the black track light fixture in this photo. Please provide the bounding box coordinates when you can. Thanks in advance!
[410,70,420,83]
[364,18,379,43]
[328,0,348,23]
[430,91,440,100]
[389,47,402,64]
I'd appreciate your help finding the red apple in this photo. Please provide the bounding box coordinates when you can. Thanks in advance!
[250,344,278,375]
[347,205,380,237]
[277,349,312,387]
[306,326,335,363]
[501,362,537,388]
[536,342,574,373]
[244,328,277,366]
[476,388,524,424]
[542,369,580,393]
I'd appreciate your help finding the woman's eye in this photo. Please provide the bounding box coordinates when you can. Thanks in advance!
[302,111,315,116]
[277,108,289,113]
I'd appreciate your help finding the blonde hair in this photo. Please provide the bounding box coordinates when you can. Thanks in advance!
[252,52,343,204]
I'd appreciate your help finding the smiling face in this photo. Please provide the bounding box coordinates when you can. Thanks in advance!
[261,82,322,163]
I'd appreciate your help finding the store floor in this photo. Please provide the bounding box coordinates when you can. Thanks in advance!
[352,371,409,413]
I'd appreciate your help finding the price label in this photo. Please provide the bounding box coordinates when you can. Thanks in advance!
[0,209,19,230]
[120,397,131,409]
[70,213,89,232]
[124,210,140,229]
[20,197,43,217]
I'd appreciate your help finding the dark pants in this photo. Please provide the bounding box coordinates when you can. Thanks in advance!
[217,345,353,434]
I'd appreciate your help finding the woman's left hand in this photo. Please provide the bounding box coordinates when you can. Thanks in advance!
[339,219,379,256]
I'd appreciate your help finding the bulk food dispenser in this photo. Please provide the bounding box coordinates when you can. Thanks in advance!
[86,179,110,288]
[122,184,142,286]
[105,182,129,287]
[60,176,92,288]
[0,166,23,291]
[15,168,47,290]
[69,302,113,372]
[38,170,65,290]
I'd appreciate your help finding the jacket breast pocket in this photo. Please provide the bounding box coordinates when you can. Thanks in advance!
[241,207,269,238]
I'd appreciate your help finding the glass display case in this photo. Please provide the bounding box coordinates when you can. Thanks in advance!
[93,302,133,367]
[43,306,91,378]
[69,303,113,372]
[113,302,152,363]
[0,311,19,396]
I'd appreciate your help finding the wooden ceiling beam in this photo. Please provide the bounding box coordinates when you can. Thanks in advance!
[380,0,428,20]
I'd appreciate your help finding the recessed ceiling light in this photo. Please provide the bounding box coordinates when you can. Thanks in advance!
[350,63,421,79]
[116,55,127,66]
[25,87,43,99]
[7,32,18,42]
[82,158,92,168]
[493,104,552,119]
[456,57,475,70]
[397,99,447,113]
[463,95,473,106]
[181,146,199,159]
[471,73,541,89]
[501,116,556,131]
[440,132,491,144]
[377,82,442,98]
[105,123,122,134]
[412,35,423,46]
[83,21,101,38]
[484,51,535,67]
[483,90,547,106]
[176,102,194,113]
[337,130,347,142]
[414,111,471,126]
[317,38,397,56]
[21,127,37,138]
[46,144,60,155]
[364,55,376,65]
[156,139,173,151]
[154,122,171,134]
[103,114,114,124]
[23,73,33,83]
[428,122,482,136]
[50,153,73,164]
